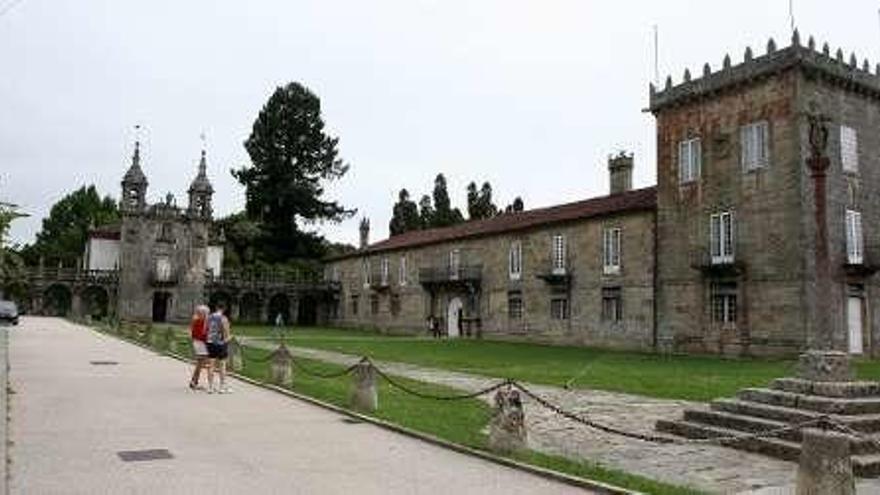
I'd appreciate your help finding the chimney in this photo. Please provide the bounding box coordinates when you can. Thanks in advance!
[608,151,633,195]
[359,218,370,250]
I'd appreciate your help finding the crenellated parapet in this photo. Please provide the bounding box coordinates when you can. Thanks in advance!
[649,30,880,112]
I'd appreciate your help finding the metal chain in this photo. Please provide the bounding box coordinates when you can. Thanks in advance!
[511,381,827,446]
[290,358,360,379]
[371,364,512,401]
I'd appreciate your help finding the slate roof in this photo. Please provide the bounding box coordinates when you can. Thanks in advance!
[329,186,656,261]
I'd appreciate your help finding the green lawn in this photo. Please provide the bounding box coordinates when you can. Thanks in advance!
[235,325,800,402]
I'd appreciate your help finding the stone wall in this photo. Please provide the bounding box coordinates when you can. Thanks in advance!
[326,208,656,351]
[654,69,806,355]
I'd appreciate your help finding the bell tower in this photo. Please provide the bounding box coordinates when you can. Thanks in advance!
[187,148,213,219]
[120,141,148,213]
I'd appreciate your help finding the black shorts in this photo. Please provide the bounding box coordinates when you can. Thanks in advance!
[206,343,228,359]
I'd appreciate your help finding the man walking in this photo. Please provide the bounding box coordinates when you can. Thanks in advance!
[206,303,232,394]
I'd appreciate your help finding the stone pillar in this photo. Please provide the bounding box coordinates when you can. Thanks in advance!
[227,337,244,372]
[163,327,177,353]
[349,360,377,412]
[488,386,527,454]
[796,428,855,495]
[268,344,293,387]
[798,350,854,382]
[71,290,83,319]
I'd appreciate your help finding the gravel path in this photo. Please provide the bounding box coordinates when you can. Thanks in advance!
[240,336,880,494]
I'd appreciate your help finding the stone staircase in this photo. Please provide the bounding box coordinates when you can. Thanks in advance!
[657,352,880,477]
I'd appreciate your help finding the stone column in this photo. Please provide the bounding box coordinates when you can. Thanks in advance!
[268,344,293,387]
[227,337,244,372]
[488,386,527,454]
[796,428,855,495]
[349,360,377,412]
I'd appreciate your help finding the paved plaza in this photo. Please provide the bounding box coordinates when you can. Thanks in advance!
[8,318,589,495]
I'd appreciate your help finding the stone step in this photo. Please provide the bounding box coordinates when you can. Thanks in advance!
[683,409,880,454]
[655,419,802,461]
[772,378,880,398]
[738,387,880,415]
[712,398,880,433]
[853,454,880,478]
[657,419,880,477]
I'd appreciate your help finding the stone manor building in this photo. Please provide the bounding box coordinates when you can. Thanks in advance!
[324,32,880,357]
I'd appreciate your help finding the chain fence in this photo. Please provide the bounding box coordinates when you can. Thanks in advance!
[104,326,854,451]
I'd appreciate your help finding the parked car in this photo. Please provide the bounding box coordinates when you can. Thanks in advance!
[0,301,19,325]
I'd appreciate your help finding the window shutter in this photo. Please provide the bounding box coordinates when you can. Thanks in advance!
[723,212,734,259]
[693,140,701,179]
[613,229,621,267]
[740,126,750,170]
[679,141,689,182]
[710,214,720,259]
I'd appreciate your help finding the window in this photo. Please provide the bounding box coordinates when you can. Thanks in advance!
[846,210,864,265]
[351,295,359,316]
[362,259,371,287]
[398,256,407,286]
[602,287,623,322]
[841,125,858,173]
[155,256,172,282]
[678,138,702,183]
[552,234,566,275]
[711,283,737,324]
[508,293,523,319]
[390,294,401,317]
[741,121,769,171]
[448,249,461,280]
[380,257,389,286]
[370,295,379,315]
[603,228,621,275]
[509,241,522,280]
[550,298,569,320]
[710,211,735,264]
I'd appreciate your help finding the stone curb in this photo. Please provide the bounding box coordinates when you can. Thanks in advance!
[90,327,640,495]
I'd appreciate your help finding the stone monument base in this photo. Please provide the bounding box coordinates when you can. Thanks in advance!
[657,350,880,477]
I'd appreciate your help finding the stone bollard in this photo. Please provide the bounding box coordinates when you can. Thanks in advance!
[488,386,527,454]
[349,359,377,412]
[227,337,244,372]
[267,344,294,387]
[162,327,177,353]
[796,428,855,495]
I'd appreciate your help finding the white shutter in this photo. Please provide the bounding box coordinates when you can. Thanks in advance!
[613,229,621,268]
[723,212,735,262]
[710,214,721,262]
[692,139,702,180]
[847,210,863,264]
[679,141,689,182]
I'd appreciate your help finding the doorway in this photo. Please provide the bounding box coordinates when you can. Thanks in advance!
[152,292,171,323]
[848,296,864,355]
[447,297,463,338]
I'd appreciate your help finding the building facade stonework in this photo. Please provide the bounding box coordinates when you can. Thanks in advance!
[325,33,880,357]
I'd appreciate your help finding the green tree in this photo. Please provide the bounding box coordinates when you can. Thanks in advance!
[0,201,28,301]
[232,82,354,262]
[467,181,498,220]
[389,189,420,236]
[23,186,118,267]
[504,196,525,214]
[214,212,264,268]
[431,174,463,228]
[418,194,434,228]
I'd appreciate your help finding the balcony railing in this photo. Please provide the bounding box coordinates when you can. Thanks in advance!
[28,268,119,284]
[419,264,482,285]
[843,244,880,277]
[691,248,745,276]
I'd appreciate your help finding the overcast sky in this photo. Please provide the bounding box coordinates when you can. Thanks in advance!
[3,0,880,247]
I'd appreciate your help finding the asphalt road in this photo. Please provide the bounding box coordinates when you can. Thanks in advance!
[8,317,590,494]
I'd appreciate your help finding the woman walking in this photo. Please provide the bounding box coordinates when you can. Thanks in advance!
[188,305,210,390]
[206,303,232,394]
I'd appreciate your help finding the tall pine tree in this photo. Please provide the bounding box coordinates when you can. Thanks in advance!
[232,82,354,261]
[431,174,463,227]
[389,189,420,236]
